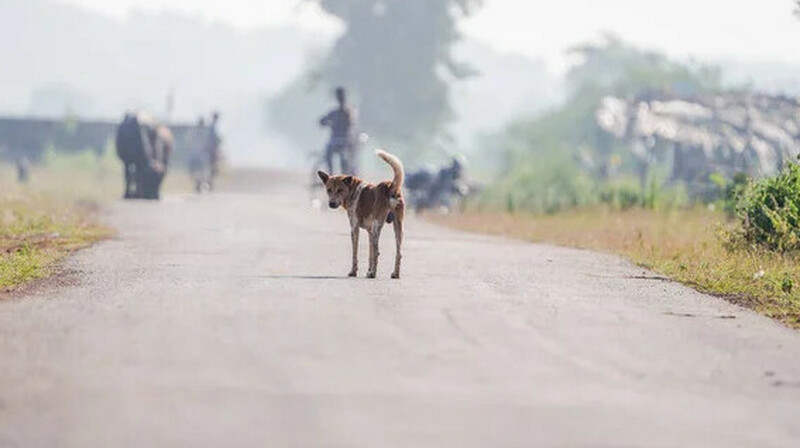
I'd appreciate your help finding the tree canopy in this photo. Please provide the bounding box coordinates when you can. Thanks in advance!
[565,34,720,100]
[279,0,482,152]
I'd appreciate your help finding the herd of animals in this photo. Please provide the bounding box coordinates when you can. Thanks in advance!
[0,111,473,210]
[114,111,474,210]
[114,111,221,200]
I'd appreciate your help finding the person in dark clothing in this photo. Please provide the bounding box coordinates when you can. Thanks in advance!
[319,87,357,174]
[189,117,210,192]
[15,156,30,184]
[203,112,223,191]
[207,112,222,175]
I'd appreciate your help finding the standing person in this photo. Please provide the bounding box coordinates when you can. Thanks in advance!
[189,117,209,193]
[15,156,30,184]
[319,87,357,175]
[205,111,222,190]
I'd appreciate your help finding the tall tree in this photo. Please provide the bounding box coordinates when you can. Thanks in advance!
[309,0,482,149]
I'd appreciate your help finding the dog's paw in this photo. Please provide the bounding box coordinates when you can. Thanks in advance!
[391,272,400,279]
[348,270,358,277]
[366,271,376,279]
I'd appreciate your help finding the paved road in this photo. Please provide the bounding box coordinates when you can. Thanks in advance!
[1,177,800,447]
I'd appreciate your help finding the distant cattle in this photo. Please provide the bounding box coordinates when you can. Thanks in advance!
[116,113,174,200]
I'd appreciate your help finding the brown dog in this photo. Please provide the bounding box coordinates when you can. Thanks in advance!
[318,150,405,279]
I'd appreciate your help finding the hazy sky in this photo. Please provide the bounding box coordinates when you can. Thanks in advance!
[60,0,800,73]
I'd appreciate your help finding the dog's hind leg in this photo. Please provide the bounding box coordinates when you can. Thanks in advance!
[349,227,359,277]
[391,212,404,279]
[367,220,383,279]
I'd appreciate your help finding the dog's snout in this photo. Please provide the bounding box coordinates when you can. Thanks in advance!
[329,201,338,209]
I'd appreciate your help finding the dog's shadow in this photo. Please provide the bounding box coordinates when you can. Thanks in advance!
[257,275,349,281]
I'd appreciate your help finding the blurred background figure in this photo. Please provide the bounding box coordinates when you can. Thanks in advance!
[207,111,222,185]
[405,156,470,213]
[15,156,30,184]
[115,112,173,200]
[189,112,223,193]
[319,87,357,175]
[188,117,210,192]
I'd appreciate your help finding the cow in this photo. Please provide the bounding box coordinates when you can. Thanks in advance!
[116,112,173,200]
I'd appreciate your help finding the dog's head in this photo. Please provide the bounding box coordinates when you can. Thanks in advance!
[317,171,355,209]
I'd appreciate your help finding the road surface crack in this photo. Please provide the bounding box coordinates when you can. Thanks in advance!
[442,309,480,347]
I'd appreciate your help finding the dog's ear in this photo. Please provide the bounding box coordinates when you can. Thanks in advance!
[317,170,330,184]
[343,176,354,187]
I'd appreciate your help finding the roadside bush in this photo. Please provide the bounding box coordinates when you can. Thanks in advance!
[710,172,749,216]
[481,161,691,215]
[599,180,641,210]
[737,163,800,252]
[481,152,596,214]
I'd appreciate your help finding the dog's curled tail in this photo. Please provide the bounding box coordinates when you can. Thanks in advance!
[376,149,404,192]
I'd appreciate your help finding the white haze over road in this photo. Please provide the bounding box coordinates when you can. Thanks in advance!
[60,0,800,74]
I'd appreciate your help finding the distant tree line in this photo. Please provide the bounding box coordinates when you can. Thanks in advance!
[479,36,723,214]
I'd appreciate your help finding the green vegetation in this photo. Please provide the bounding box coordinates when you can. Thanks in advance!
[733,163,800,252]
[0,150,117,291]
[1,146,199,291]
[448,36,800,329]
[482,36,720,214]
[0,193,108,289]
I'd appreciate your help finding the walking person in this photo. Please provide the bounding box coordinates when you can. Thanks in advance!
[319,87,357,175]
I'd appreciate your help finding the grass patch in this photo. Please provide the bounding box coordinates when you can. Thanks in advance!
[0,193,110,290]
[1,148,200,291]
[0,152,117,291]
[431,208,800,329]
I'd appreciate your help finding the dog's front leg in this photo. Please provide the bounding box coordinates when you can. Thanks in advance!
[367,220,383,279]
[349,226,359,277]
